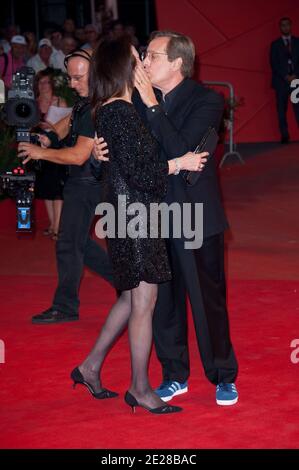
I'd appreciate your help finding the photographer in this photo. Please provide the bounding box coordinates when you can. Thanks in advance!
[18,49,114,324]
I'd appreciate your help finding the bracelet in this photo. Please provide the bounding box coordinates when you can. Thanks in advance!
[173,158,181,175]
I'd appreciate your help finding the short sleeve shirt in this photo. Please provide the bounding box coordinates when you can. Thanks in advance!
[67,102,96,179]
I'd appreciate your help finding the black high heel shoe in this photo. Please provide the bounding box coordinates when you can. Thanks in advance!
[71,367,118,399]
[124,391,182,414]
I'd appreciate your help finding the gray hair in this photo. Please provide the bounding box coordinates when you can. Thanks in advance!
[149,30,195,78]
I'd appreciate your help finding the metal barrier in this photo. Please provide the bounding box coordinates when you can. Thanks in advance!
[202,81,244,167]
[0,79,4,105]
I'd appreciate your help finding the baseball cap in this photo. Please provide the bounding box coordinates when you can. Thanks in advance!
[11,35,27,45]
[38,38,52,48]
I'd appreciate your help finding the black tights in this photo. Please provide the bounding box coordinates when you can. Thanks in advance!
[79,281,165,409]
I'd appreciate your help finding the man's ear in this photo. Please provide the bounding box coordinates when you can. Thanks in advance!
[171,56,183,73]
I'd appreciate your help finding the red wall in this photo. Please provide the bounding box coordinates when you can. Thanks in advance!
[155,0,299,142]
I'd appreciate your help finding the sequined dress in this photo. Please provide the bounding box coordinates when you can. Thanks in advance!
[95,100,172,291]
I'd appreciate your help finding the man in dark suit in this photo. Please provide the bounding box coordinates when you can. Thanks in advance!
[133,31,238,406]
[270,17,299,143]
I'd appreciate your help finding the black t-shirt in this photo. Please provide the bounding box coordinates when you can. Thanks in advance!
[67,101,96,179]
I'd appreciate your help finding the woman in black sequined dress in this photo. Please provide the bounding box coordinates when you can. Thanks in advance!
[71,37,208,413]
[96,99,172,290]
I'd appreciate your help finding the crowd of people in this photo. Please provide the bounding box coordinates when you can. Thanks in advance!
[1,15,298,242]
[0,18,140,86]
[0,18,140,236]
[2,12,299,416]
[16,25,239,412]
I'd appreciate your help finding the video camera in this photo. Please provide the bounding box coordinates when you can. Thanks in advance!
[1,170,35,231]
[2,65,40,142]
[0,67,40,232]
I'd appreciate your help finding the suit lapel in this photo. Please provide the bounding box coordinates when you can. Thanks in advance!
[166,79,206,129]
[166,79,193,118]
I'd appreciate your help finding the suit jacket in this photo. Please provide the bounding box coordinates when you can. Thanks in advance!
[270,36,299,89]
[133,78,228,239]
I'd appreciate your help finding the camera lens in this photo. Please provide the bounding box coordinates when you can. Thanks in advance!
[15,103,31,118]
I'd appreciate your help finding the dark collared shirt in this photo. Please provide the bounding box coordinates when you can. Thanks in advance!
[162,78,186,112]
[146,79,186,120]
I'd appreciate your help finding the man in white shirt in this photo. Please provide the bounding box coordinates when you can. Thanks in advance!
[27,38,54,73]
[50,36,78,72]
[82,24,99,50]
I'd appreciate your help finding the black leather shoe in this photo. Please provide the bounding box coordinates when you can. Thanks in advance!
[281,136,290,144]
[124,391,182,414]
[71,367,118,399]
[32,308,79,324]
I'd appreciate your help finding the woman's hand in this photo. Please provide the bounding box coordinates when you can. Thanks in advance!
[93,135,109,162]
[18,143,44,164]
[178,151,209,172]
[131,45,141,62]
[131,45,157,105]
[134,63,158,108]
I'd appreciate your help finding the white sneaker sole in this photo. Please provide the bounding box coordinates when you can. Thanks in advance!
[160,386,188,402]
[216,396,238,406]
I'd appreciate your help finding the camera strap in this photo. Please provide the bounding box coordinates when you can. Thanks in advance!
[62,97,90,148]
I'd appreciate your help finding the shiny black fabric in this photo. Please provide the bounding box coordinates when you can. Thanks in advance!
[95,100,171,291]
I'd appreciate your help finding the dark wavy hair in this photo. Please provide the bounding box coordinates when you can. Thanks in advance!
[89,35,136,118]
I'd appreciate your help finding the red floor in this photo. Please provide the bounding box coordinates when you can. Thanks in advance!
[0,143,299,448]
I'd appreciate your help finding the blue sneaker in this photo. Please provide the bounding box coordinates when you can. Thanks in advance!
[216,382,238,406]
[155,380,188,402]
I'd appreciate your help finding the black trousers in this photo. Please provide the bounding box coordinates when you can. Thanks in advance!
[275,85,299,139]
[153,232,238,386]
[52,177,114,316]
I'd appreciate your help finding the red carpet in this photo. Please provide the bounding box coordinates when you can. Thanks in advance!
[0,143,299,448]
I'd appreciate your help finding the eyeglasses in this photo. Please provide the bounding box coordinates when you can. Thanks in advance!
[67,71,88,82]
[140,50,168,61]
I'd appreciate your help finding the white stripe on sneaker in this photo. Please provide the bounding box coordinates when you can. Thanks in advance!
[216,396,238,406]
[160,386,188,402]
